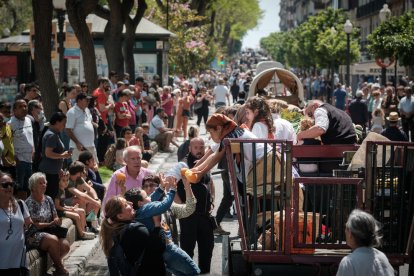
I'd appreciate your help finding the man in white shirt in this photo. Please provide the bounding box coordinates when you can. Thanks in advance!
[10,99,34,193]
[149,108,179,152]
[212,79,230,108]
[65,93,98,163]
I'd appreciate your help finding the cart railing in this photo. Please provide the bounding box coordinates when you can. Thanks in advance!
[225,139,414,268]
[365,141,414,264]
[224,138,364,265]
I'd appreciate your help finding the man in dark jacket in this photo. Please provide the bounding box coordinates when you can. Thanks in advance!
[348,90,368,128]
[298,100,356,144]
[381,112,408,141]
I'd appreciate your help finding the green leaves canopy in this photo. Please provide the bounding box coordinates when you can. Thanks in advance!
[260,8,360,71]
[368,11,414,66]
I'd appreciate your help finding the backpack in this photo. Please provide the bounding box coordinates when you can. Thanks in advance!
[108,228,145,276]
[104,144,116,170]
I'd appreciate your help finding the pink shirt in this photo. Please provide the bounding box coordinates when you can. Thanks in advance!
[102,166,152,213]
[161,93,174,116]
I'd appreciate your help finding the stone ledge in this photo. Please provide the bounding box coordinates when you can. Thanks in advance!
[64,238,101,276]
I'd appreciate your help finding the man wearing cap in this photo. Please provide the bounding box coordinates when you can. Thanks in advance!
[66,93,98,162]
[298,100,356,144]
[148,108,178,153]
[348,90,368,128]
[381,112,408,141]
[398,86,414,141]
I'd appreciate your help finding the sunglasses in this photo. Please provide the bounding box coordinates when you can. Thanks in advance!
[0,182,15,189]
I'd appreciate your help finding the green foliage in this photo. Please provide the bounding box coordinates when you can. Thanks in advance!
[260,7,360,71]
[0,0,32,36]
[367,11,414,66]
[148,2,212,75]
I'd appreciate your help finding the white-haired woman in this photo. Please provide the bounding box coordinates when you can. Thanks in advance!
[337,209,394,276]
[25,172,70,276]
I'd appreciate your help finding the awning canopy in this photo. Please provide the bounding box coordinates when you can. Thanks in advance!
[248,67,305,107]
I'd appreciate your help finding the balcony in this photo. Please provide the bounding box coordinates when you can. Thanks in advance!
[357,0,387,18]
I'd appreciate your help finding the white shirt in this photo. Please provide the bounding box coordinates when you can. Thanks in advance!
[148,115,164,139]
[398,96,414,113]
[211,129,265,181]
[10,116,34,162]
[272,114,297,144]
[314,107,330,131]
[251,122,270,139]
[0,200,30,269]
[336,247,394,276]
[66,105,95,148]
[213,85,229,104]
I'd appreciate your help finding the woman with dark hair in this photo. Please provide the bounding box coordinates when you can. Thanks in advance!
[195,87,212,129]
[230,79,240,104]
[0,171,32,275]
[337,209,394,276]
[100,196,166,275]
[88,96,101,148]
[38,112,72,199]
[58,86,76,114]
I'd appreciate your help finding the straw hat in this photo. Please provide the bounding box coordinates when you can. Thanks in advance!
[386,112,400,122]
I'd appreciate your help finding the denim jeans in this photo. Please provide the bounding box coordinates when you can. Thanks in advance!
[16,160,32,191]
[163,243,200,276]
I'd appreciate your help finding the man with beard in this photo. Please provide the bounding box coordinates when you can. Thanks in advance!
[175,137,215,274]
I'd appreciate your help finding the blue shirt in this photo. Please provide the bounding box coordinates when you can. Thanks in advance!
[135,188,175,231]
[333,88,347,110]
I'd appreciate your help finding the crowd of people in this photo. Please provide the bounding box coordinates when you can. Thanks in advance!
[0,65,412,275]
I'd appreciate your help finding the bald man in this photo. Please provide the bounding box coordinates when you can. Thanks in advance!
[173,137,215,274]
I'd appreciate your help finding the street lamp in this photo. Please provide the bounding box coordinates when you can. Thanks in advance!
[53,0,66,85]
[344,20,353,91]
[379,4,391,86]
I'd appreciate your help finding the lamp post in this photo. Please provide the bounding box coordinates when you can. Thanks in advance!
[344,20,353,91]
[53,0,66,85]
[379,4,391,86]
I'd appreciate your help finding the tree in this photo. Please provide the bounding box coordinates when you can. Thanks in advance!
[95,0,147,78]
[66,0,99,88]
[210,0,261,55]
[32,0,58,119]
[95,0,125,76]
[123,0,147,80]
[0,0,32,36]
[260,8,360,75]
[148,2,210,75]
[368,11,414,77]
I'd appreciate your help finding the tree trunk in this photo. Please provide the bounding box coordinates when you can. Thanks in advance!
[104,0,124,76]
[66,0,99,89]
[32,0,58,120]
[123,0,147,80]
[221,23,231,49]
